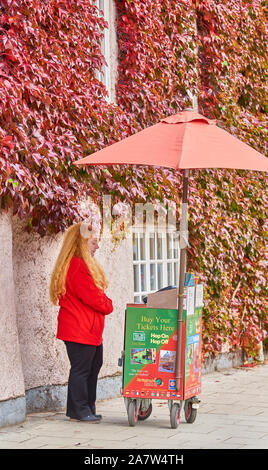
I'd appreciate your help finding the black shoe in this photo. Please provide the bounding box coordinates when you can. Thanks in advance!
[80,414,101,423]
[90,405,102,420]
[69,413,101,423]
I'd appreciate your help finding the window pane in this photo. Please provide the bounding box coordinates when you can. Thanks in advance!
[174,234,179,260]
[149,233,155,260]
[140,264,147,292]
[134,264,140,292]
[133,233,138,261]
[140,234,145,260]
[167,262,173,285]
[174,262,178,286]
[157,233,162,259]
[134,296,141,303]
[167,233,173,259]
[150,264,156,290]
[157,264,163,289]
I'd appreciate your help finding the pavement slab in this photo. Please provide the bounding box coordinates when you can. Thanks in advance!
[0,364,267,450]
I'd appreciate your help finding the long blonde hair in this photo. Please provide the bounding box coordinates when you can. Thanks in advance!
[49,222,108,305]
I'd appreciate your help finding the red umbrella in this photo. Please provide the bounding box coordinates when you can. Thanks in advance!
[75,110,268,171]
[74,109,268,391]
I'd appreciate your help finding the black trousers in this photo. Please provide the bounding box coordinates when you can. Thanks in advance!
[64,341,103,419]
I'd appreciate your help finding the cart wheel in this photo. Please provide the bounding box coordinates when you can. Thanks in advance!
[127,400,138,427]
[184,400,197,423]
[170,403,180,429]
[138,403,152,421]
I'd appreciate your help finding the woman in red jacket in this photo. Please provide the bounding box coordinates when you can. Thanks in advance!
[50,222,113,422]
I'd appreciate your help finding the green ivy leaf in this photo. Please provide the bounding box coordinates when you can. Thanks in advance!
[8,179,19,188]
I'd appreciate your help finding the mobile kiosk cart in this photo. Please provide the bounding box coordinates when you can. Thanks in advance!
[119,274,203,428]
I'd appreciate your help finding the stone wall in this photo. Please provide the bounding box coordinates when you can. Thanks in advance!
[0,212,25,426]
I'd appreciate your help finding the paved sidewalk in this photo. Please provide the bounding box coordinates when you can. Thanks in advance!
[0,364,268,450]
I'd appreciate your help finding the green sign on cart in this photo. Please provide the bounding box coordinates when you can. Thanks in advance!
[123,285,203,400]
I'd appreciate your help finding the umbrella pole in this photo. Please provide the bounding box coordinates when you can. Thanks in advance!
[175,169,189,392]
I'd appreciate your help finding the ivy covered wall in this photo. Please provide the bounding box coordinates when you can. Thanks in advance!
[0,0,267,359]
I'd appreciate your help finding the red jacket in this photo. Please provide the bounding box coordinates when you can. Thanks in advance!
[57,256,113,345]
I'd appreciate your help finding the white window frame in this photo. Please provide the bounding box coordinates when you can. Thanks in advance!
[133,228,180,303]
[94,1,117,102]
